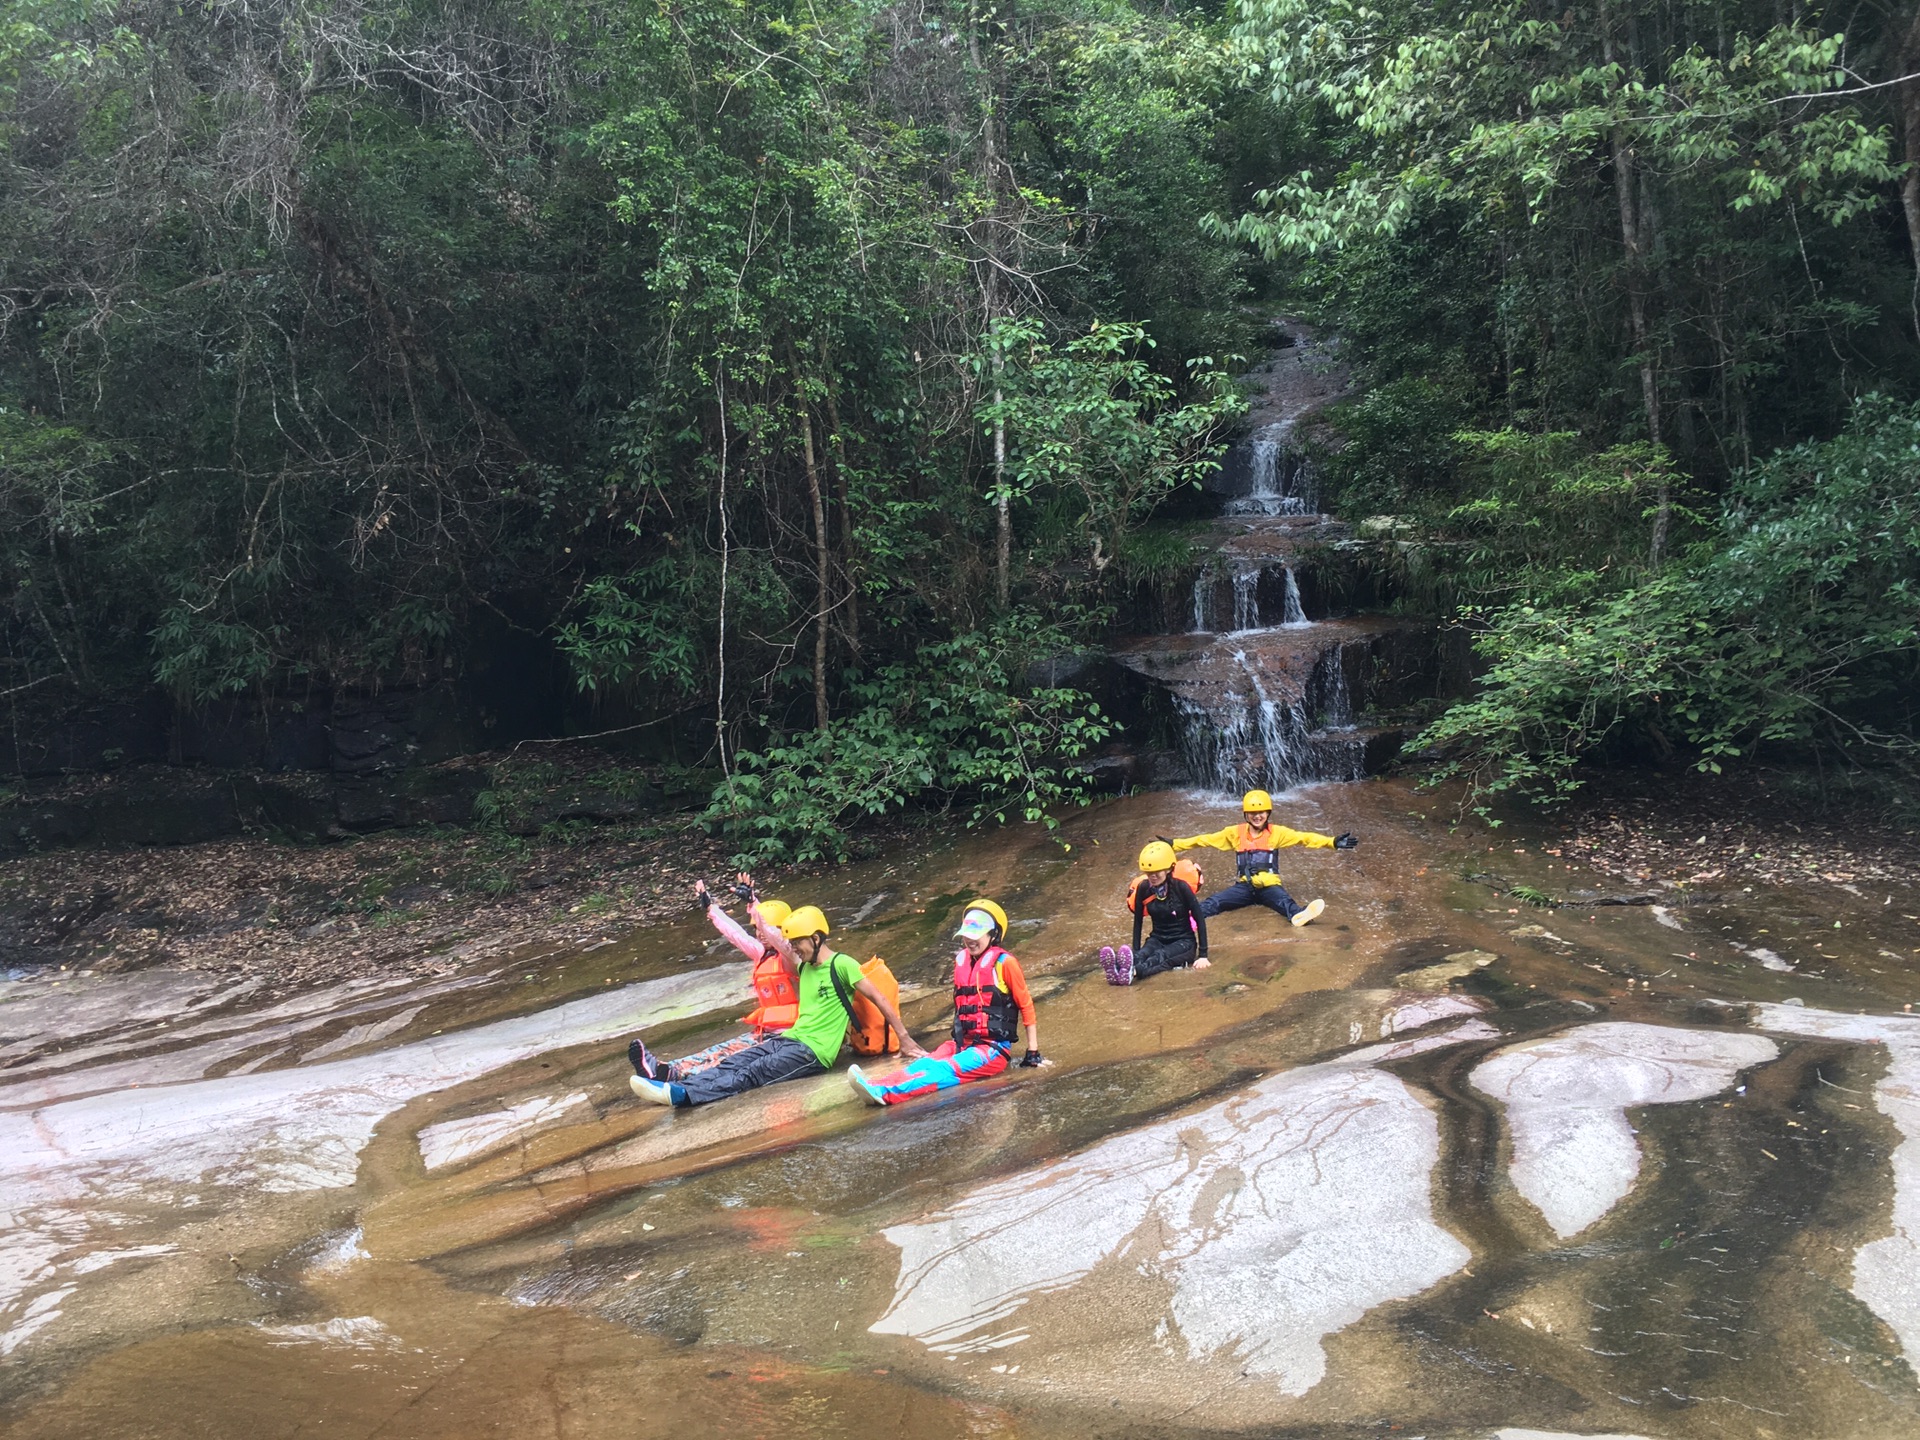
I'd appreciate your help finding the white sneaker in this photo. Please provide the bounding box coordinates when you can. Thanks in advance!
[848,1064,886,1106]
[1291,897,1326,928]
[630,1075,676,1105]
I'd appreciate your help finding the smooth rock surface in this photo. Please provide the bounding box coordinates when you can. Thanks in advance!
[871,1019,1496,1396]
[1470,1022,1778,1238]
[0,964,745,1356]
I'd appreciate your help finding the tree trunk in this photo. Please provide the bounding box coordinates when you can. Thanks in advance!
[970,7,1013,610]
[819,351,860,659]
[1898,8,1920,340]
[798,405,831,731]
[1600,2,1667,567]
[992,347,1010,610]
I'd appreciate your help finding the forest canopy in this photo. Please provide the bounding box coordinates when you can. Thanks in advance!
[3,0,1917,832]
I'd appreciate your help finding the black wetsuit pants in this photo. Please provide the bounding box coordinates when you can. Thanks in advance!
[1131,934,1198,979]
[674,1035,826,1106]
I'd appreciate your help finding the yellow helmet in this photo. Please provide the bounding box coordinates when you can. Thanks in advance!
[780,905,830,941]
[1138,840,1176,872]
[757,898,792,929]
[1242,789,1273,813]
[955,897,1008,940]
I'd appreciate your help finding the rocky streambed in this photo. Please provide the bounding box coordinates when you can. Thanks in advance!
[4,778,1920,1439]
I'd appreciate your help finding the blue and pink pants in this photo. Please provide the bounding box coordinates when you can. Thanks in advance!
[864,1039,1010,1105]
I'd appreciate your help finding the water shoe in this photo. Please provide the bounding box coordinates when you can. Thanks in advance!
[848,1064,887,1106]
[1290,898,1326,928]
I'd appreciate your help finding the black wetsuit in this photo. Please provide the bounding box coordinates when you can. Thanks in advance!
[1130,876,1208,979]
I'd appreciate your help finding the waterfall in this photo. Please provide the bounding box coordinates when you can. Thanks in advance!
[1249,440,1280,499]
[1281,566,1308,627]
[1234,649,1312,789]
[1231,571,1260,631]
[1173,643,1373,791]
[1190,576,1211,633]
[1318,642,1353,728]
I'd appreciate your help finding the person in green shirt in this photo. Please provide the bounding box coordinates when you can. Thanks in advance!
[631,904,923,1107]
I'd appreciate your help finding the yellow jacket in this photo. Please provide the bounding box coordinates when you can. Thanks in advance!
[1172,822,1334,885]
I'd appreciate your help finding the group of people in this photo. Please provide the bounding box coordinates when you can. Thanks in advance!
[626,790,1355,1114]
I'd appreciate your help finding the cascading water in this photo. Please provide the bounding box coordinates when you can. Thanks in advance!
[1318,642,1353,728]
[1225,430,1317,518]
[1231,571,1261,632]
[1115,315,1409,794]
[1281,567,1308,628]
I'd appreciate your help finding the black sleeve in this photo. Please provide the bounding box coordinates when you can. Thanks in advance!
[1132,895,1144,952]
[1176,879,1207,955]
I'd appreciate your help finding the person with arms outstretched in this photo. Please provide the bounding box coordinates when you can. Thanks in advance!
[1170,789,1356,929]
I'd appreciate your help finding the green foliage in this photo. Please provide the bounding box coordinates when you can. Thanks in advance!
[1226,1,1892,255]
[558,562,707,695]
[1418,396,1920,812]
[707,616,1115,864]
[980,318,1245,575]
[1443,430,1677,602]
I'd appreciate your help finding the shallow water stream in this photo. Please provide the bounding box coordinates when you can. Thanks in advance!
[5,780,1920,1439]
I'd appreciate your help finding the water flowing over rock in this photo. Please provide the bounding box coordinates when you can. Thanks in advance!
[1749,1004,1920,1371]
[1109,321,1458,792]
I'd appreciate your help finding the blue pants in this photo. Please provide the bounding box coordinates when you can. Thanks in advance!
[1200,879,1305,922]
[674,1035,825,1106]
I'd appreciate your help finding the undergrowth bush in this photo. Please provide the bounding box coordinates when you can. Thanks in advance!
[1419,395,1920,815]
[706,617,1115,865]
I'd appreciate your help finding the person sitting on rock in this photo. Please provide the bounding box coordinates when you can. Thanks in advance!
[1169,788,1356,928]
[847,899,1043,1106]
[630,905,923,1107]
[626,872,795,1084]
[1101,842,1209,985]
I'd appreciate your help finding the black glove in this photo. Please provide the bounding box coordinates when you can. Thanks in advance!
[1334,832,1358,850]
[1019,1049,1045,1068]
[731,881,756,903]
[695,882,714,908]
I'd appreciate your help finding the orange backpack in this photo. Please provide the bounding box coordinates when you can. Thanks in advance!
[830,954,903,1056]
[1126,858,1205,915]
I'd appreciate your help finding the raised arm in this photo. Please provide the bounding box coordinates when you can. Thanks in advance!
[699,884,765,961]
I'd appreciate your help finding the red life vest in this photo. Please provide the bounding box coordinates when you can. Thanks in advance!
[743,947,799,1033]
[1234,822,1279,879]
[951,946,1020,1049]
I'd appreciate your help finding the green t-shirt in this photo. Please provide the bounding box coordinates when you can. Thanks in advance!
[785,950,866,1066]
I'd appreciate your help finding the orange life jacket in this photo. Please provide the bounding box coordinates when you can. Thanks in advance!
[830,953,902,1055]
[1234,822,1279,879]
[743,948,799,1033]
[1126,858,1205,915]
[952,946,1021,1049]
